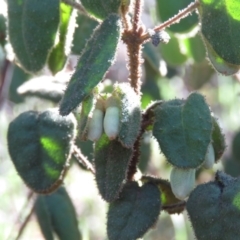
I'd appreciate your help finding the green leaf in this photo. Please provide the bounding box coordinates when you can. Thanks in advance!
[9,64,31,104]
[7,109,76,193]
[79,94,95,140]
[7,0,60,73]
[152,92,212,168]
[17,75,65,103]
[211,117,226,162]
[183,60,214,90]
[60,14,121,116]
[34,197,54,240]
[0,14,6,47]
[48,3,72,74]
[35,187,82,240]
[159,33,188,66]
[141,61,162,109]
[143,42,161,74]
[198,0,240,65]
[187,171,240,240]
[113,83,142,148]
[81,0,121,20]
[94,134,133,202]
[224,157,240,178]
[156,0,198,33]
[107,181,161,240]
[71,13,98,54]
[185,34,206,63]
[232,130,240,161]
[141,176,185,214]
[138,132,152,173]
[205,39,240,75]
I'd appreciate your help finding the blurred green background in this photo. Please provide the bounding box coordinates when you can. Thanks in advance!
[1,0,240,239]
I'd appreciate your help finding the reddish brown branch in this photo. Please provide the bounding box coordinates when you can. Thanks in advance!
[127,134,142,181]
[126,108,156,180]
[132,0,143,32]
[125,34,143,94]
[140,0,200,42]
[121,0,144,94]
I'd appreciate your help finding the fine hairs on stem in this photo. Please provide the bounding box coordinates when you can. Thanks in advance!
[122,0,144,95]
[141,1,200,42]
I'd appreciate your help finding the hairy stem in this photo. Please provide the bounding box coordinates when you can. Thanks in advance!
[122,0,144,95]
[126,108,154,180]
[61,0,87,15]
[121,12,131,31]
[140,0,200,42]
[72,145,95,174]
[126,39,142,94]
[132,0,143,32]
[127,134,141,181]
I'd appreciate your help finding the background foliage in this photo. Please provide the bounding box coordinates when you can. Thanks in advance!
[1,0,240,239]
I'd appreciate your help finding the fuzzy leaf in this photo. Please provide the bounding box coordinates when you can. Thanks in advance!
[113,83,142,148]
[198,0,240,65]
[156,0,198,33]
[187,171,240,240]
[94,134,133,202]
[81,0,121,20]
[35,187,81,240]
[7,0,60,73]
[153,92,212,168]
[34,197,54,240]
[60,14,121,116]
[205,39,240,75]
[107,181,161,240]
[7,109,76,193]
[141,176,185,214]
[48,3,72,74]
